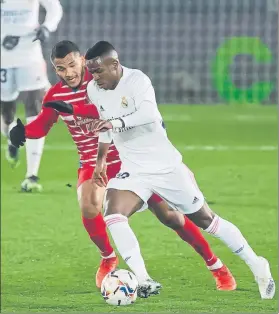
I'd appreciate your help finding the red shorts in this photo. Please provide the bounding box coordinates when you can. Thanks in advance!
[77,162,122,187]
[77,161,163,205]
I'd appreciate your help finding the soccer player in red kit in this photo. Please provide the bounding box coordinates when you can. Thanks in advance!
[9,40,236,292]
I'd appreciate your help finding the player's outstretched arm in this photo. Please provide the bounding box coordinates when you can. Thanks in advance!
[9,107,58,148]
[25,107,59,139]
[44,101,99,118]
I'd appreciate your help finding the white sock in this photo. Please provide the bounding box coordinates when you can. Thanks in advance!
[205,215,259,273]
[102,251,116,259]
[25,116,45,178]
[207,258,223,271]
[1,117,17,138]
[105,214,150,284]
[1,117,9,137]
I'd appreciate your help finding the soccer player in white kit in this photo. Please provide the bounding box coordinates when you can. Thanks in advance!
[84,41,275,299]
[1,0,63,192]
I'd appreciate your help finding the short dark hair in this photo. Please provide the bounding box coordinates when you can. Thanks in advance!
[51,40,80,61]
[85,41,115,60]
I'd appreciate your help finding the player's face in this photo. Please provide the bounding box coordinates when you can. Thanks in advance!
[54,52,85,88]
[86,59,119,90]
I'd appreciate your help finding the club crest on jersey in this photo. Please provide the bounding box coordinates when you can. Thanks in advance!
[121,96,128,108]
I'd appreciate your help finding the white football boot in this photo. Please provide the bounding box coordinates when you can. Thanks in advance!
[252,257,275,299]
[137,278,162,298]
[21,176,43,193]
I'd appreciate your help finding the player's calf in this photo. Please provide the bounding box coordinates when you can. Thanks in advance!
[104,189,160,290]
[149,198,236,290]
[77,180,117,287]
[78,180,114,256]
[188,202,275,298]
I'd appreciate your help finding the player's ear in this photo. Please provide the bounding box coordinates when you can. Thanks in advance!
[112,59,118,70]
[53,65,59,75]
[81,55,85,67]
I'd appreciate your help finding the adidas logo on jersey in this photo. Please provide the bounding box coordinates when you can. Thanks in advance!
[192,196,199,204]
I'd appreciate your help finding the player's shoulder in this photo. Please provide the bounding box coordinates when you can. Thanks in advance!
[124,67,151,87]
[86,80,99,103]
[87,79,96,91]
[43,81,63,103]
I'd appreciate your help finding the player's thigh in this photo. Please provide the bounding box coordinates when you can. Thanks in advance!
[106,171,153,217]
[104,188,145,218]
[151,163,205,215]
[0,68,19,102]
[16,60,50,93]
[148,195,185,229]
[77,167,105,217]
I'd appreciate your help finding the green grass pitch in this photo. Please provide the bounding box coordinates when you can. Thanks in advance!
[1,105,278,313]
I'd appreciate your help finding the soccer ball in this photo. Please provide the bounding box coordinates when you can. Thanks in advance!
[101,269,138,306]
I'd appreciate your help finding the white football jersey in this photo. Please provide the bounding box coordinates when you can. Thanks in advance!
[1,0,63,68]
[87,66,182,175]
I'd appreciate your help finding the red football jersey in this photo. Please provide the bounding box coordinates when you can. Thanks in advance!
[25,69,120,168]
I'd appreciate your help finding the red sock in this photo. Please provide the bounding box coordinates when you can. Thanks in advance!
[82,214,114,257]
[176,216,218,266]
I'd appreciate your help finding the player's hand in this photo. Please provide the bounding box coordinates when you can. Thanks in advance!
[93,160,108,187]
[33,26,50,43]
[44,101,74,114]
[2,36,20,50]
[92,120,113,135]
[9,119,26,148]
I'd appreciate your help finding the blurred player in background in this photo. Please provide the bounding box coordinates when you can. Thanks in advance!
[75,41,273,298]
[1,0,63,192]
[10,41,236,292]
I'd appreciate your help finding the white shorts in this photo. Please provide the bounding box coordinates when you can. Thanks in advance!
[0,60,50,102]
[107,162,205,214]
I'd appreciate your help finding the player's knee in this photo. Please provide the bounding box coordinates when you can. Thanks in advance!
[161,212,184,230]
[103,203,129,217]
[103,189,141,217]
[24,89,44,117]
[80,198,101,219]
[1,101,16,124]
[187,203,215,229]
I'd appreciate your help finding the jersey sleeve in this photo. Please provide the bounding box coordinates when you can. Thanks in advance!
[25,90,59,139]
[39,0,63,32]
[113,72,158,129]
[86,81,112,143]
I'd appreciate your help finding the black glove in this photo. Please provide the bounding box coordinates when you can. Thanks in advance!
[32,26,50,43]
[3,36,20,50]
[9,119,26,148]
[44,101,73,114]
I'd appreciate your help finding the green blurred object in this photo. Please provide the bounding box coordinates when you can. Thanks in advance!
[212,37,274,104]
